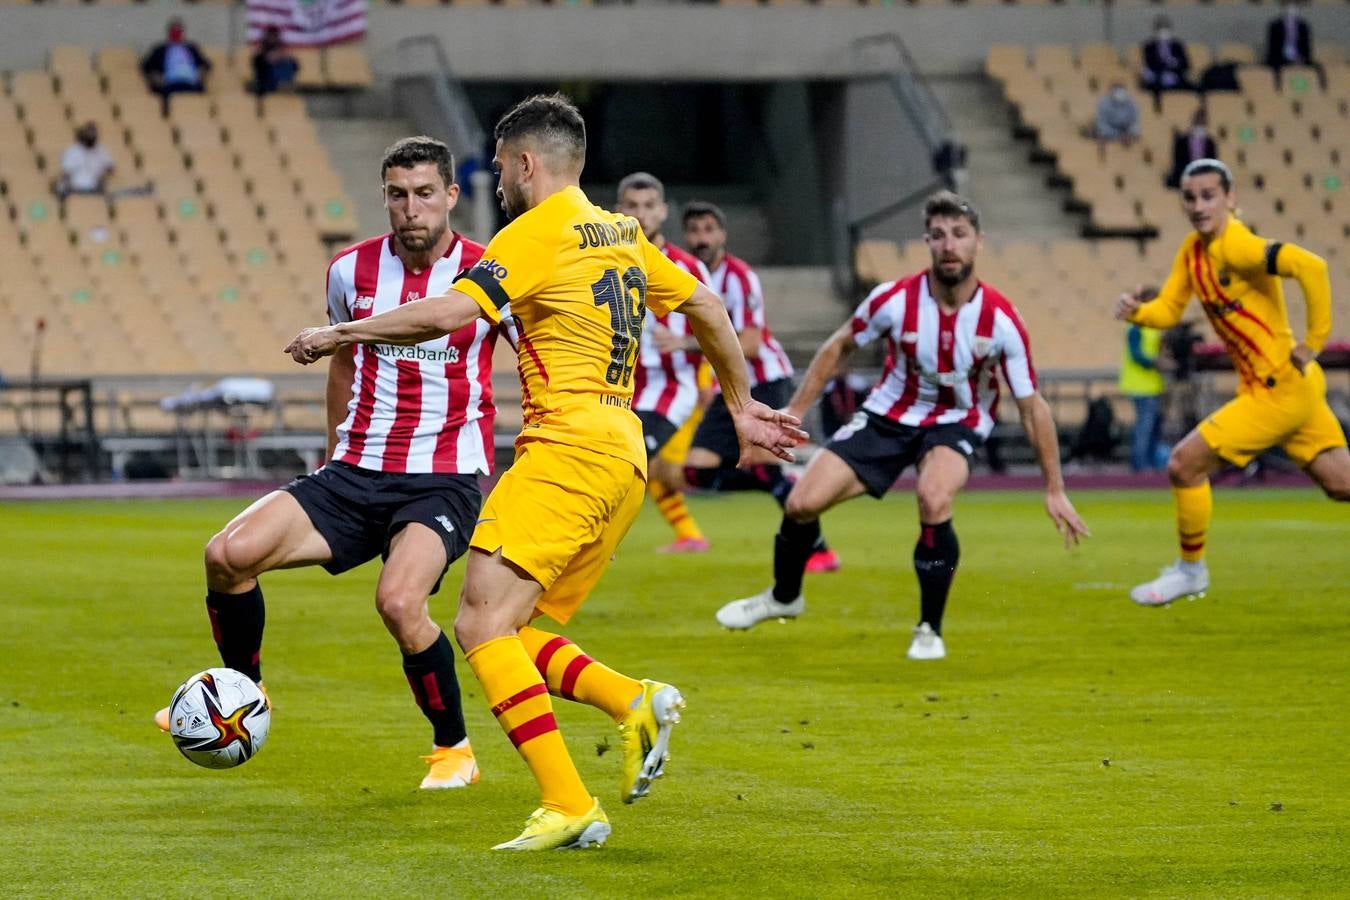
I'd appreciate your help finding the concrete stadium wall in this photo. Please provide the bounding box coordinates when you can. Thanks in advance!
[3,3,1349,79]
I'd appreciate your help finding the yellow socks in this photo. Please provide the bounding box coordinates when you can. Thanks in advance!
[1173,482,1211,563]
[649,480,704,543]
[519,625,642,722]
[466,635,592,816]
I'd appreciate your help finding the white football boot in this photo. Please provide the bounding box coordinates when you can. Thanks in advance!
[906,622,946,660]
[715,587,805,630]
[1129,561,1209,606]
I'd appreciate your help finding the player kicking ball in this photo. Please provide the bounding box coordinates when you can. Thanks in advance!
[1116,158,1349,606]
[717,192,1089,658]
[155,138,510,790]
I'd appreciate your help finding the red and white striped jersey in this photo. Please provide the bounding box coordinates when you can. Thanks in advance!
[850,271,1037,438]
[325,232,514,475]
[631,242,709,425]
[709,253,793,387]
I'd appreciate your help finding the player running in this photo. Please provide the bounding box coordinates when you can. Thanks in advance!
[286,94,806,851]
[1116,158,1349,606]
[616,171,712,553]
[716,192,1089,658]
[680,201,840,572]
[155,137,507,791]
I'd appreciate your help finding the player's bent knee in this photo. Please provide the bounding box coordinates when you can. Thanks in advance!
[204,532,263,583]
[916,487,954,523]
[375,586,426,628]
[783,491,822,523]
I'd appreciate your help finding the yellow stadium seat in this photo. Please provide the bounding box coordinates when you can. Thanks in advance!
[291,48,327,90]
[324,45,374,91]
[1214,43,1256,65]
[986,44,1028,84]
[1031,45,1075,77]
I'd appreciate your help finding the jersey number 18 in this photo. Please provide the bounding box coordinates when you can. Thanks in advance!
[591,266,647,387]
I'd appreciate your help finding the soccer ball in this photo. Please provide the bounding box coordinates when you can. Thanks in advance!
[167,668,270,769]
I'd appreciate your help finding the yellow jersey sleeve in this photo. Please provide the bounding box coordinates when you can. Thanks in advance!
[455,221,557,325]
[639,230,698,316]
[1272,243,1333,353]
[1132,238,1194,330]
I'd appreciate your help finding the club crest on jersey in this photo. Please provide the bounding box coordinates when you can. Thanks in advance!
[940,331,954,352]
[353,295,376,311]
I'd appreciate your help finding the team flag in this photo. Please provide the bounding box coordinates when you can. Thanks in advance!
[245,0,367,47]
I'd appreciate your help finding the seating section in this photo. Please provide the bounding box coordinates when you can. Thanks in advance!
[0,47,361,378]
[987,42,1349,252]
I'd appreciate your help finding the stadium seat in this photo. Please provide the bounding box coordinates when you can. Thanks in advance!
[324,45,374,91]
[1214,43,1257,65]
[291,48,327,90]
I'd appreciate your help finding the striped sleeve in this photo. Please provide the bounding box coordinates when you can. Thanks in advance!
[326,253,350,325]
[851,281,901,348]
[994,303,1038,399]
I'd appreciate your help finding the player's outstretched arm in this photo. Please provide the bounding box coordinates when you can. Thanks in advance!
[1015,393,1090,548]
[285,291,484,364]
[783,322,857,422]
[682,285,808,464]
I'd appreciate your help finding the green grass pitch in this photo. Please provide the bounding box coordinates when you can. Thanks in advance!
[2,489,1347,897]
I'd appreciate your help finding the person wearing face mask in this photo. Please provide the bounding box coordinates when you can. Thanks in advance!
[1140,16,1193,102]
[1167,108,1218,189]
[55,122,115,198]
[141,18,212,114]
[1094,82,1141,155]
[1264,0,1324,88]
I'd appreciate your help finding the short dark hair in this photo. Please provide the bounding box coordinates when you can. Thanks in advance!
[494,93,586,167]
[1180,158,1232,192]
[617,171,664,203]
[682,200,726,229]
[381,136,456,188]
[923,190,980,232]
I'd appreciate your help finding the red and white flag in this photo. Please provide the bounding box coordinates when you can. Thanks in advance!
[246,0,367,47]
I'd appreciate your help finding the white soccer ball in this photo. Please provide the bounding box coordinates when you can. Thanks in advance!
[168,668,270,769]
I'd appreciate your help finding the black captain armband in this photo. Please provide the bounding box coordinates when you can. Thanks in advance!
[1265,241,1284,276]
[456,266,511,310]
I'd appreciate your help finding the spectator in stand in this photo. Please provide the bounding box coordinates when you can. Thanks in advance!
[1166,108,1218,189]
[54,122,115,199]
[1120,323,1168,473]
[1094,82,1140,155]
[251,26,300,97]
[140,18,211,114]
[1264,0,1324,88]
[1140,16,1193,102]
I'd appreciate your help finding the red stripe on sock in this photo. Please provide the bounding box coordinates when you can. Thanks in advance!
[421,672,446,711]
[491,682,548,717]
[1180,541,1206,552]
[533,636,572,679]
[559,655,594,701]
[207,606,222,645]
[506,712,558,748]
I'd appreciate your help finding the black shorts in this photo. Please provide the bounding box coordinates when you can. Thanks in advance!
[282,460,481,593]
[825,411,983,498]
[637,411,679,459]
[691,378,794,463]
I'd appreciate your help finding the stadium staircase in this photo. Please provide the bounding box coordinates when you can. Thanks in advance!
[927,74,1081,245]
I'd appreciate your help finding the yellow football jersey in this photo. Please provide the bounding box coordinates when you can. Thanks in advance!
[456,186,699,469]
[1133,217,1331,392]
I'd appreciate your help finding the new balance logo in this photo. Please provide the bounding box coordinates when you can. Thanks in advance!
[353,295,376,310]
[435,515,455,534]
[406,291,421,302]
[957,440,973,455]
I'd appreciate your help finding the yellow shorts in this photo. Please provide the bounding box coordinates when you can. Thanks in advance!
[1197,361,1347,468]
[658,405,703,466]
[471,439,645,624]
